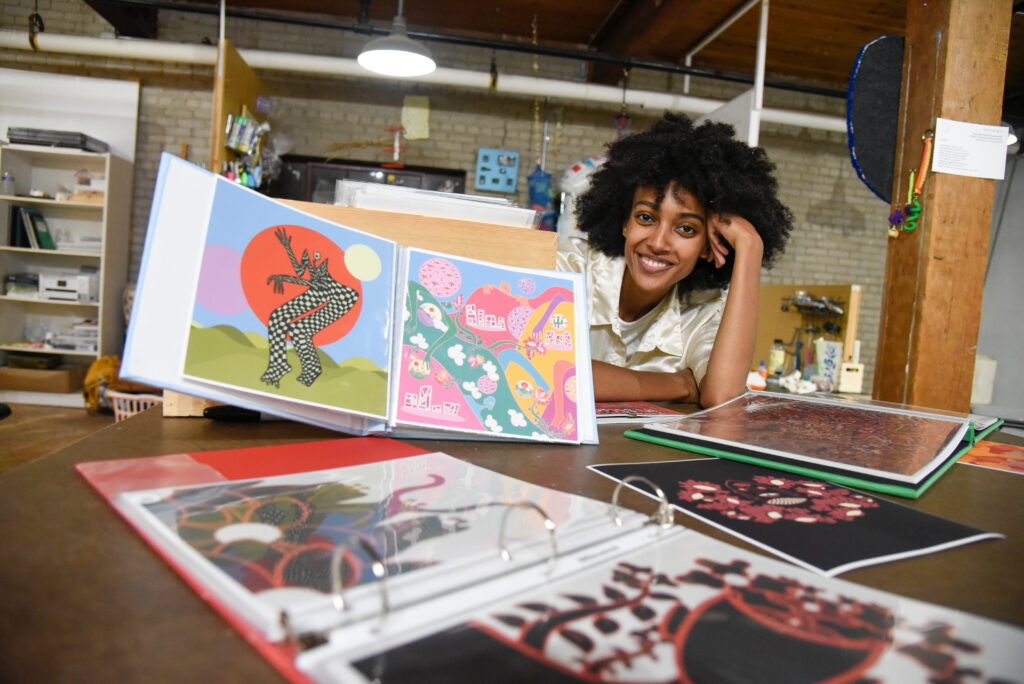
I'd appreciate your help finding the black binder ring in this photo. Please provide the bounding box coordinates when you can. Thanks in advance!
[330,536,390,627]
[498,501,558,573]
[611,475,675,530]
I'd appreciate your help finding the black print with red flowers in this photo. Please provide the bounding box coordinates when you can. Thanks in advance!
[677,474,880,524]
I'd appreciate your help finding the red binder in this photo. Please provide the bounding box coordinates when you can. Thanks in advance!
[77,436,427,683]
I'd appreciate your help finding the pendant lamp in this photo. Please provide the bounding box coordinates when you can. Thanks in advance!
[357,2,436,78]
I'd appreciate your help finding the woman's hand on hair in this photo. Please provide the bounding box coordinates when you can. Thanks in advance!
[705,214,763,268]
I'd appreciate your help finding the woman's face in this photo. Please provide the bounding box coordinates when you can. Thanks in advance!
[620,183,709,313]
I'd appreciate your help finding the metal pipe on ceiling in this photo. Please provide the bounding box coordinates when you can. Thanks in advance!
[0,29,847,133]
[82,0,846,99]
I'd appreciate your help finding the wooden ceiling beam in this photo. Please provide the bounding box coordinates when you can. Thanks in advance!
[82,0,158,38]
[589,0,694,85]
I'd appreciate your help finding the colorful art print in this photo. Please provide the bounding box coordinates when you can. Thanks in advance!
[959,440,1024,475]
[394,250,582,441]
[183,179,398,419]
[331,532,1023,684]
[645,393,968,482]
[118,453,614,619]
[589,459,1001,576]
[595,401,686,423]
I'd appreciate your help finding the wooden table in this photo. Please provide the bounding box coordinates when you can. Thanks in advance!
[1,409,1021,681]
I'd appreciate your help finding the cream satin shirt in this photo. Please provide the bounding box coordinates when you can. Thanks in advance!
[557,236,727,384]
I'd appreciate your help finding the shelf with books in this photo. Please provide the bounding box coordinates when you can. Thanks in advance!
[0,193,105,210]
[0,143,132,406]
[0,245,102,258]
[0,300,100,356]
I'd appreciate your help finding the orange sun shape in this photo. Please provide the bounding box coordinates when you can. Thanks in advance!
[240,225,362,346]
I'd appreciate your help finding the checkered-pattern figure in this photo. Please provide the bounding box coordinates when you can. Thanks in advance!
[261,257,359,388]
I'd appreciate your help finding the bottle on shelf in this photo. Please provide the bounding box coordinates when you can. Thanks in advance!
[747,361,768,391]
[769,338,786,375]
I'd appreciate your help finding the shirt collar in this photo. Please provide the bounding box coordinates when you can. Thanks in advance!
[587,248,722,357]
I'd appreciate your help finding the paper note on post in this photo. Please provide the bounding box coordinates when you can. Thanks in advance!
[931,117,1008,180]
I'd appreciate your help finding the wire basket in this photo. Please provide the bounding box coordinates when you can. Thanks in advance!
[106,390,163,422]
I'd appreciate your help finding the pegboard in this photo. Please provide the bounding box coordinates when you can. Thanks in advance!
[474,148,519,193]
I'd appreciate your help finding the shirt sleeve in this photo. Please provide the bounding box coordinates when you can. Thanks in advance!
[556,237,588,275]
[684,293,726,385]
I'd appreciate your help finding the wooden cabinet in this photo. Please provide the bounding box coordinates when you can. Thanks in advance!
[755,283,862,378]
[0,144,132,406]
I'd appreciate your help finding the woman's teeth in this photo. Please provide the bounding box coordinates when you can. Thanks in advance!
[639,255,670,271]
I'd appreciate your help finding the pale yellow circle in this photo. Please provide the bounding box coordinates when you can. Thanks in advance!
[344,243,382,281]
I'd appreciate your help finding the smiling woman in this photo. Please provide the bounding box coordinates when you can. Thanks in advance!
[558,113,793,408]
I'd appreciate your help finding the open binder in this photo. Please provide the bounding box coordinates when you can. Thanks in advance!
[122,154,596,443]
[78,444,1023,682]
[80,447,666,681]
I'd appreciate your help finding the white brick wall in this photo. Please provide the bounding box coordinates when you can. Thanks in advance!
[1,0,891,388]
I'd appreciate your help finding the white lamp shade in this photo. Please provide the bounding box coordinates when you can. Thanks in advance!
[358,16,436,77]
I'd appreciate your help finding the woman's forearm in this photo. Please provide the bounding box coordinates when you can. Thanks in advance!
[699,233,763,408]
[591,360,699,403]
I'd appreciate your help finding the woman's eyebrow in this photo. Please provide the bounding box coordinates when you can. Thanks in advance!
[631,201,705,225]
[674,212,706,225]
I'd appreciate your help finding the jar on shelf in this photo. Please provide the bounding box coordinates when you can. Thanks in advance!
[769,339,786,375]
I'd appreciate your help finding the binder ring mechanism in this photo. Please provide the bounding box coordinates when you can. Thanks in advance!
[498,501,558,574]
[280,536,390,650]
[611,475,675,530]
[330,536,390,623]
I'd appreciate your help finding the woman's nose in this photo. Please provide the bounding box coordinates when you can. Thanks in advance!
[647,222,672,250]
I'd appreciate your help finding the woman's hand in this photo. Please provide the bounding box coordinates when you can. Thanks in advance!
[704,214,763,268]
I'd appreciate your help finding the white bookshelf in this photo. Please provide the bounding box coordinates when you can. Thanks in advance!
[0,144,132,406]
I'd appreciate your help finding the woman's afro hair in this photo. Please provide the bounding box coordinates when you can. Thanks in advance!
[575,112,793,293]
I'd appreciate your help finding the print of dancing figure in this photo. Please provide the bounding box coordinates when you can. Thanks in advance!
[261,227,359,387]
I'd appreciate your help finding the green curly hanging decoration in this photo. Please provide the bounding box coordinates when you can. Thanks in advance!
[903,199,921,231]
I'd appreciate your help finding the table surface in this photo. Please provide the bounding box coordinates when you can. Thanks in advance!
[1,409,1022,682]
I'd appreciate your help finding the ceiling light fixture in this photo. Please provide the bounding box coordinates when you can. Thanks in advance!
[357,1,435,78]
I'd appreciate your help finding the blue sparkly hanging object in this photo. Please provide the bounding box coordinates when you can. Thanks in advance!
[527,165,556,232]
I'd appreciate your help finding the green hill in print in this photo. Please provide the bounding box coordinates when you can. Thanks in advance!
[183,323,388,417]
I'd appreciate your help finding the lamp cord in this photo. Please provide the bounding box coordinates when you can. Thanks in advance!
[28,0,45,50]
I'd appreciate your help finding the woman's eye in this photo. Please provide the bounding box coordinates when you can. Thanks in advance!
[635,212,654,223]
[676,224,696,235]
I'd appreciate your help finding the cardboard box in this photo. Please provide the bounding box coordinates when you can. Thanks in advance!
[837,362,864,394]
[0,366,86,393]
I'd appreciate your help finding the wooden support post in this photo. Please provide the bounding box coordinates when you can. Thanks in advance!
[873,0,1011,411]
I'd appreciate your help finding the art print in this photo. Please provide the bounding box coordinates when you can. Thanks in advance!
[183,180,398,418]
[959,440,1024,475]
[332,532,1023,684]
[590,458,1001,576]
[647,393,967,481]
[595,401,685,424]
[118,453,615,627]
[394,249,582,441]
